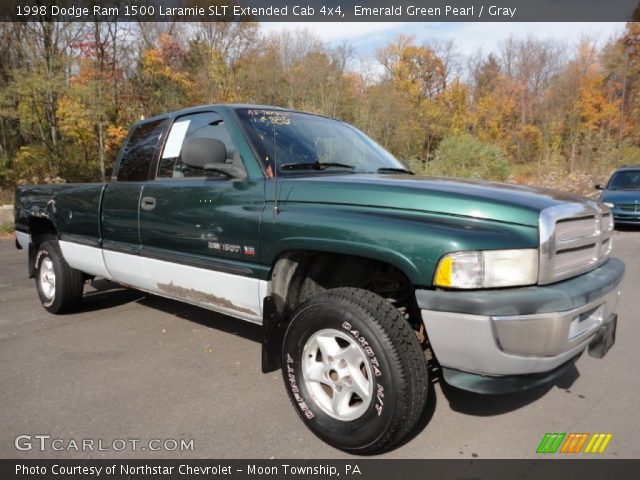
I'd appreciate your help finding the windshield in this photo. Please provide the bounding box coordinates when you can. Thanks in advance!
[608,170,640,190]
[235,108,407,177]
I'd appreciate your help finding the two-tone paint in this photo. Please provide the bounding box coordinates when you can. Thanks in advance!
[14,104,625,390]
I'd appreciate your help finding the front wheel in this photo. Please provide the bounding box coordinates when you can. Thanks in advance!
[35,241,84,314]
[281,287,428,454]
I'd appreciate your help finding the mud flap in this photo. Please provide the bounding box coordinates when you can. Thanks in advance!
[28,242,37,278]
[262,295,285,373]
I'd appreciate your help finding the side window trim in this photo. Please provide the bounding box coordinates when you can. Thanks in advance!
[145,118,172,182]
[232,110,272,180]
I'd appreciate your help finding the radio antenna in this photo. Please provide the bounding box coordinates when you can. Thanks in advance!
[271,96,280,217]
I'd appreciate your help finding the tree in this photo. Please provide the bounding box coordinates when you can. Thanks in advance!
[548,40,619,172]
[377,35,447,103]
[0,21,638,198]
[135,33,194,115]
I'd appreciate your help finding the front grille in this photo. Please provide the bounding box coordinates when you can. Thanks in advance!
[555,216,596,242]
[553,244,598,275]
[539,202,613,284]
[618,203,639,212]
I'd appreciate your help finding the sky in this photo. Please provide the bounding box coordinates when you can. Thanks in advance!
[261,22,625,58]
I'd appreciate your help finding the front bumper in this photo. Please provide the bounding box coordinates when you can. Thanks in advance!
[613,214,640,224]
[417,258,624,384]
[611,206,640,224]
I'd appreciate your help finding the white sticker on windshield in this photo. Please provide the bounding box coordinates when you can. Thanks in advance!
[162,120,190,159]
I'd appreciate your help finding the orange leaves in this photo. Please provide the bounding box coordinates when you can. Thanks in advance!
[57,95,94,143]
[141,36,193,92]
[105,125,128,154]
[377,35,446,103]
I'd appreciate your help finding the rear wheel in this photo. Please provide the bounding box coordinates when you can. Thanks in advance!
[35,241,84,314]
[281,287,428,454]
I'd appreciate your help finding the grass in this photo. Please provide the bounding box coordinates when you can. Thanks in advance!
[0,221,14,235]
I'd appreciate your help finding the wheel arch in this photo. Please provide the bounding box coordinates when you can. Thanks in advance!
[268,239,423,285]
[26,216,59,278]
[261,247,422,373]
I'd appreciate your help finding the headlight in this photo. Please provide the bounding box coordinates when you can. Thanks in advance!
[603,202,614,209]
[434,249,538,289]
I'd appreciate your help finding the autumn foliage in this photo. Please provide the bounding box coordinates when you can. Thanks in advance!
[0,22,639,201]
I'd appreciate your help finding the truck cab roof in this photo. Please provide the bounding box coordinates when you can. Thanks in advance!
[135,104,331,127]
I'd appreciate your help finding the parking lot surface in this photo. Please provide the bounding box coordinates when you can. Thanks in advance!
[1,230,639,459]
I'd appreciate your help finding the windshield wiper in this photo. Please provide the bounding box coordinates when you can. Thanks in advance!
[377,167,414,175]
[281,162,356,171]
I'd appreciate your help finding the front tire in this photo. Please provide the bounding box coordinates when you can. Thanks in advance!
[35,241,84,314]
[281,287,428,454]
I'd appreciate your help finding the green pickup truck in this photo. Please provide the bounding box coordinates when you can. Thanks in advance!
[14,105,624,454]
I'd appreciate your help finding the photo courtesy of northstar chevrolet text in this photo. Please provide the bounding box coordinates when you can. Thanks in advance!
[1,0,639,477]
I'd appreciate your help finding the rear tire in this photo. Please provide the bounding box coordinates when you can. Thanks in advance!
[35,241,84,314]
[281,287,428,454]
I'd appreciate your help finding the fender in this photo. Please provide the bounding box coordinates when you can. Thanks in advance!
[268,237,422,285]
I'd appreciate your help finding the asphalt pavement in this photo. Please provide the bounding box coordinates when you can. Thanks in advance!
[1,229,639,459]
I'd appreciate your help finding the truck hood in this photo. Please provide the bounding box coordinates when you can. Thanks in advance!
[278,175,590,227]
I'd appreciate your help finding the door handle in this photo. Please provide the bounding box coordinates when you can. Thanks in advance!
[141,196,156,211]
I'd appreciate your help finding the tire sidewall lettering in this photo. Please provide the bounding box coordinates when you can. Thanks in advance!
[35,248,49,271]
[341,320,385,416]
[285,353,315,419]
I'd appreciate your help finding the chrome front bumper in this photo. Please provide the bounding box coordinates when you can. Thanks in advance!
[416,258,624,377]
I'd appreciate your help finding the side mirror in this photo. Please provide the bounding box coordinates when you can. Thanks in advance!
[182,137,227,169]
[181,137,246,179]
[595,184,604,190]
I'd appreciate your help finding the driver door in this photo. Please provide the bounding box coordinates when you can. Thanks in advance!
[138,111,265,320]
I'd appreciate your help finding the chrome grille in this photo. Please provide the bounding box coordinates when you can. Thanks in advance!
[602,213,614,232]
[555,216,596,242]
[553,245,598,275]
[539,202,613,284]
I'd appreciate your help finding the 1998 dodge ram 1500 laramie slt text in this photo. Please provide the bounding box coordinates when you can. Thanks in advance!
[14,105,624,454]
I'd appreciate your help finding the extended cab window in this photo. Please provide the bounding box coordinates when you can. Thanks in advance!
[157,112,242,179]
[116,118,168,181]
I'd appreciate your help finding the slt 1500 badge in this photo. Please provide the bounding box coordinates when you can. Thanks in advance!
[208,242,256,256]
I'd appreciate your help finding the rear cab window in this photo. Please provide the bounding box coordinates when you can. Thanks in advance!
[116,118,169,181]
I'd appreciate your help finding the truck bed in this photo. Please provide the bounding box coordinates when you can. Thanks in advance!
[15,183,107,243]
